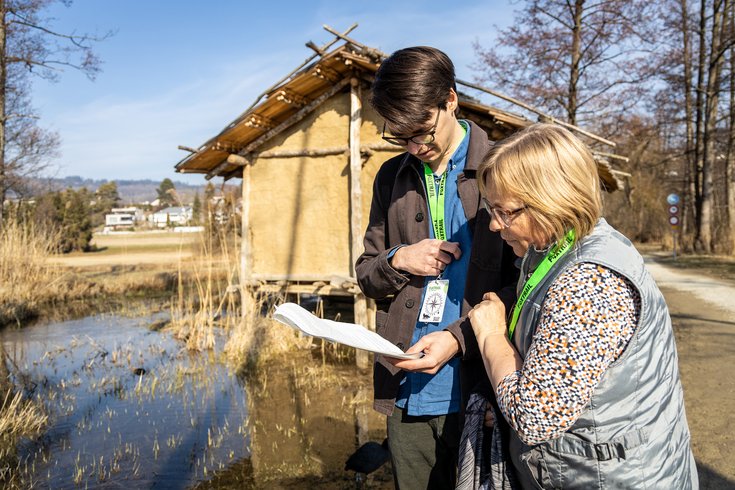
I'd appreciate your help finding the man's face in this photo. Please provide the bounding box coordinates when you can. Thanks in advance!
[384,107,454,164]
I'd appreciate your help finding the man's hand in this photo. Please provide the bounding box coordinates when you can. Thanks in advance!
[391,239,461,276]
[387,330,460,374]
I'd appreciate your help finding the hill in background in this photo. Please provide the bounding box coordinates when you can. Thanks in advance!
[34,176,236,205]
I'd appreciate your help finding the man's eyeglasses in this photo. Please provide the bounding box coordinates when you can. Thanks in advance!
[481,198,527,227]
[382,108,441,146]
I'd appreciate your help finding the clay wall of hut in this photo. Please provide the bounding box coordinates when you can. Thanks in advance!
[245,88,396,282]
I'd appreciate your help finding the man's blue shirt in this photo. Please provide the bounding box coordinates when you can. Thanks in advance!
[396,121,472,416]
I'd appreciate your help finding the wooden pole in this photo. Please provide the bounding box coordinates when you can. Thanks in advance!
[239,23,358,116]
[240,161,255,323]
[456,78,617,148]
[223,143,402,166]
[349,78,369,371]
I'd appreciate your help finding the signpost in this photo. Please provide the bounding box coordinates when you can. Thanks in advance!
[667,193,680,259]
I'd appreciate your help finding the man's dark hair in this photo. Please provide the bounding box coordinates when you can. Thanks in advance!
[370,46,457,135]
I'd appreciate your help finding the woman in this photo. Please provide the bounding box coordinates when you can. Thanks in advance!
[468,124,698,489]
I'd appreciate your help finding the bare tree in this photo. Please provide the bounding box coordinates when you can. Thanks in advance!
[696,0,729,252]
[473,0,658,127]
[728,1,735,251]
[655,0,735,252]
[0,0,110,228]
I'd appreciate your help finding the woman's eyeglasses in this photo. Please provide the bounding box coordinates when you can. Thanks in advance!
[481,198,527,227]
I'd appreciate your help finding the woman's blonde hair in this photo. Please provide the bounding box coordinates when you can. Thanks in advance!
[478,123,603,244]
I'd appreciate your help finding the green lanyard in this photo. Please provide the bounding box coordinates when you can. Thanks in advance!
[423,163,447,241]
[507,229,576,341]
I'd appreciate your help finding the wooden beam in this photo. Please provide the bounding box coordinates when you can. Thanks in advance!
[592,151,630,163]
[207,81,398,179]
[177,145,198,153]
[254,283,355,297]
[322,24,386,60]
[244,114,276,131]
[273,88,309,108]
[240,77,351,157]
[227,154,250,166]
[349,77,364,276]
[456,78,617,148]
[207,154,250,180]
[305,40,325,56]
[229,144,401,165]
[611,169,632,178]
[349,77,369,370]
[258,146,348,159]
[363,142,405,152]
[313,65,341,83]
[240,164,255,320]
[250,273,356,283]
[238,23,358,116]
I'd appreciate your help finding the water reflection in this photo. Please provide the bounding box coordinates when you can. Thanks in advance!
[1,315,249,488]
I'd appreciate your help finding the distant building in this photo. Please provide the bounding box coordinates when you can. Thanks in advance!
[149,206,193,228]
[105,207,143,229]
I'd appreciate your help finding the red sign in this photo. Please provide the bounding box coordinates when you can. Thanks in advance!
[669,216,679,226]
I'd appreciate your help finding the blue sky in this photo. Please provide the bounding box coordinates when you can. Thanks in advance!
[32,0,514,184]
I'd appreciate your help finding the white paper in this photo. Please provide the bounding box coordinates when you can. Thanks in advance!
[273,302,422,360]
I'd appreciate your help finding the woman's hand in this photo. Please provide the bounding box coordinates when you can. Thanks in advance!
[387,331,459,374]
[468,292,508,339]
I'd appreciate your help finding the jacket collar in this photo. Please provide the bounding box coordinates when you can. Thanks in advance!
[395,119,490,177]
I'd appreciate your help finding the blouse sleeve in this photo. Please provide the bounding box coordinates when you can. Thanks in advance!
[495,262,641,446]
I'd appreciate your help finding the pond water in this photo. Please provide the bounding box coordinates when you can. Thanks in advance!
[1,314,250,488]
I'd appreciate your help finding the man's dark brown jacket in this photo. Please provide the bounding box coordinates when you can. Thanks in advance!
[355,120,519,415]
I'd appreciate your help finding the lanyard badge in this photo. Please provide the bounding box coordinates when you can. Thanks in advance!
[507,229,576,340]
[420,164,450,323]
[420,279,449,323]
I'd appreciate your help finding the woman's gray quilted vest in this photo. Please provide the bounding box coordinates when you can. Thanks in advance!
[508,219,698,489]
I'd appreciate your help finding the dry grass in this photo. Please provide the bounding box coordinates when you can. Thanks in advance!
[0,390,47,438]
[169,228,242,351]
[0,390,48,486]
[0,222,62,326]
[0,224,196,327]
[162,224,313,369]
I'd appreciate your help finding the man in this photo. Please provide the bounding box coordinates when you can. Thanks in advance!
[355,46,518,489]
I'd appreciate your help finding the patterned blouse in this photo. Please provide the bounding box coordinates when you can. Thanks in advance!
[496,262,642,446]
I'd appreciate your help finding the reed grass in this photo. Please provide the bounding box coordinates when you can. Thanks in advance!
[0,221,61,326]
[163,214,313,368]
[169,224,239,351]
[0,390,48,487]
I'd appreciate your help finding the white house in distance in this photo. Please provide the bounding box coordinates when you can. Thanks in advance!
[149,206,193,228]
[105,207,144,229]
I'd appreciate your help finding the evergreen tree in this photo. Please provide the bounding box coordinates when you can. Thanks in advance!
[91,181,120,227]
[156,178,177,208]
[33,187,93,253]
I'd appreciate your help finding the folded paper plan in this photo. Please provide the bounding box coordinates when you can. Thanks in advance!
[273,302,423,360]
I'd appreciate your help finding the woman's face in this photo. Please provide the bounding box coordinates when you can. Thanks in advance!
[483,184,551,257]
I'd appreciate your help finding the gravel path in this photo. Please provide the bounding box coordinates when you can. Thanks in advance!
[644,255,735,489]
[644,257,735,317]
